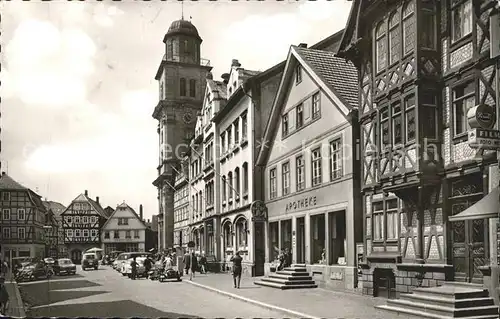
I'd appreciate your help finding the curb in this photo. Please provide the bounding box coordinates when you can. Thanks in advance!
[184,280,321,319]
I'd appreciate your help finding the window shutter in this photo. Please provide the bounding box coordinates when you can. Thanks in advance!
[288,111,296,131]
[303,98,311,121]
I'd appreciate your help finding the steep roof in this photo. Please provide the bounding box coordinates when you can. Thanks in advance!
[103,206,114,218]
[0,173,29,190]
[256,45,358,166]
[61,192,108,218]
[101,202,147,229]
[337,0,362,55]
[43,201,67,219]
[207,79,228,100]
[294,47,358,108]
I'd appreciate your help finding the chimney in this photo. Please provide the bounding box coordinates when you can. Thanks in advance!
[298,43,308,48]
[139,204,143,220]
[231,59,241,68]
[96,196,99,204]
[206,72,213,80]
[221,73,230,84]
[84,190,88,196]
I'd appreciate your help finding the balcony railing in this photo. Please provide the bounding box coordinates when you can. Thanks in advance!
[162,54,211,67]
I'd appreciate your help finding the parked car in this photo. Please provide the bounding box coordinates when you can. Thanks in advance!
[81,253,98,271]
[115,252,151,274]
[121,257,148,278]
[15,261,53,282]
[44,257,55,265]
[53,258,77,275]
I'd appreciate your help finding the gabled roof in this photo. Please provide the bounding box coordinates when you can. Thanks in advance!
[101,202,147,230]
[256,45,358,166]
[206,79,227,100]
[43,201,67,219]
[61,192,108,218]
[337,0,362,55]
[0,173,29,190]
[104,206,114,218]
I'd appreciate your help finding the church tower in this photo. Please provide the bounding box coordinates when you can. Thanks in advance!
[152,18,212,250]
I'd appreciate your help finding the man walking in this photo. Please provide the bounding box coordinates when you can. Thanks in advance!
[130,257,138,280]
[230,251,243,289]
[199,254,207,274]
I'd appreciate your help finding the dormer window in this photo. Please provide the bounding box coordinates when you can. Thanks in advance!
[451,0,472,43]
[295,65,302,84]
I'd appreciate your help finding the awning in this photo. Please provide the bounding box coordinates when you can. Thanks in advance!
[449,187,499,222]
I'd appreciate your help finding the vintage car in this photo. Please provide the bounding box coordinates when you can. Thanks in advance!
[53,258,77,275]
[121,257,148,278]
[81,253,98,271]
[116,252,151,274]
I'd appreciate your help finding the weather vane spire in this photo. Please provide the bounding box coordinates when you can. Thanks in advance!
[181,0,184,20]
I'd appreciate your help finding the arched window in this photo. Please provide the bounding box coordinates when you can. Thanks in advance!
[223,222,232,247]
[402,1,415,55]
[375,21,387,73]
[388,11,400,65]
[222,176,227,201]
[198,191,202,212]
[228,172,233,200]
[242,162,248,195]
[235,168,240,199]
[235,218,248,249]
[189,79,196,97]
[180,78,187,96]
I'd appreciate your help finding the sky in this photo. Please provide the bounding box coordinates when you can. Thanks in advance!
[1,0,352,221]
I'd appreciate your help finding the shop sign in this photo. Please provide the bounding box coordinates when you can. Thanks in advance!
[467,104,496,129]
[67,237,98,243]
[330,271,344,281]
[285,196,317,212]
[468,128,500,150]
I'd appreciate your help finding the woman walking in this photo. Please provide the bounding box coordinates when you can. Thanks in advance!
[230,251,243,289]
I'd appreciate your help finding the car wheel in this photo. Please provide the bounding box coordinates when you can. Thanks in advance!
[94,266,98,270]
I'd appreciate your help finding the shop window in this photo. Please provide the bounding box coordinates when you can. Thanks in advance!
[282,162,290,195]
[388,11,400,65]
[296,155,305,191]
[451,0,472,43]
[269,168,277,199]
[329,211,346,265]
[269,222,279,262]
[375,20,387,73]
[280,219,292,252]
[311,214,325,264]
[453,81,475,136]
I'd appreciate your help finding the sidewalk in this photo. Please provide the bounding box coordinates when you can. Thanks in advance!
[184,273,414,319]
[3,281,25,318]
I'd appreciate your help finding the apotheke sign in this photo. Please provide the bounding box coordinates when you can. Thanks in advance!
[285,196,317,212]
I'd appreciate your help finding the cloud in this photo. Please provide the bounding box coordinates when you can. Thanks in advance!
[298,0,351,21]
[93,4,124,27]
[121,90,157,118]
[4,19,96,108]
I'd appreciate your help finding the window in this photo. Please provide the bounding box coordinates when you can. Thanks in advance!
[17,209,25,221]
[224,223,233,247]
[83,216,88,224]
[2,192,9,201]
[123,218,129,225]
[421,93,438,139]
[392,102,402,145]
[296,104,304,128]
[388,11,400,65]
[91,229,97,237]
[295,65,302,84]
[311,148,322,186]
[134,230,140,238]
[234,119,239,144]
[189,79,196,97]
[75,230,81,237]
[405,95,416,142]
[228,172,233,200]
[282,162,290,195]
[83,229,89,237]
[296,156,305,191]
[2,209,10,220]
[222,176,227,201]
[3,228,10,239]
[125,230,131,238]
[386,199,399,240]
[453,82,475,136]
[75,216,80,223]
[227,127,232,149]
[90,216,96,224]
[380,107,390,148]
[282,114,289,136]
[220,132,226,154]
[104,231,110,239]
[330,139,342,180]
[114,231,120,239]
[18,227,25,239]
[402,1,415,55]
[452,0,472,43]
[235,168,241,199]
[236,219,247,248]
[243,163,249,194]
[269,168,277,199]
[312,93,321,119]
[66,229,73,238]
[375,21,387,72]
[180,78,186,96]
[372,202,384,241]
[421,9,436,49]
[241,113,248,140]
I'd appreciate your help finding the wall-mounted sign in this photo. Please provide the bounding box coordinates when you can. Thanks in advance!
[467,104,496,129]
[251,200,268,222]
[285,196,317,212]
[468,128,500,150]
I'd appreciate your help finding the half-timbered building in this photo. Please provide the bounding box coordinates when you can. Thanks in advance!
[61,190,108,264]
[43,201,67,258]
[337,0,500,298]
[0,172,48,260]
[44,204,60,258]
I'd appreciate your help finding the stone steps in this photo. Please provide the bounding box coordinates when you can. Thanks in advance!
[254,265,317,290]
[377,282,499,318]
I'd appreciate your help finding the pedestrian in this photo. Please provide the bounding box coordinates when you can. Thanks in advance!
[277,249,285,271]
[130,257,138,280]
[199,254,207,274]
[144,257,152,278]
[230,251,243,289]
[0,276,9,315]
[182,251,190,278]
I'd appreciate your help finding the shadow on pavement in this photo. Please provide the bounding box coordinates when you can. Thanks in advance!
[47,280,101,290]
[26,300,198,318]
[20,284,109,307]
[52,273,86,280]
